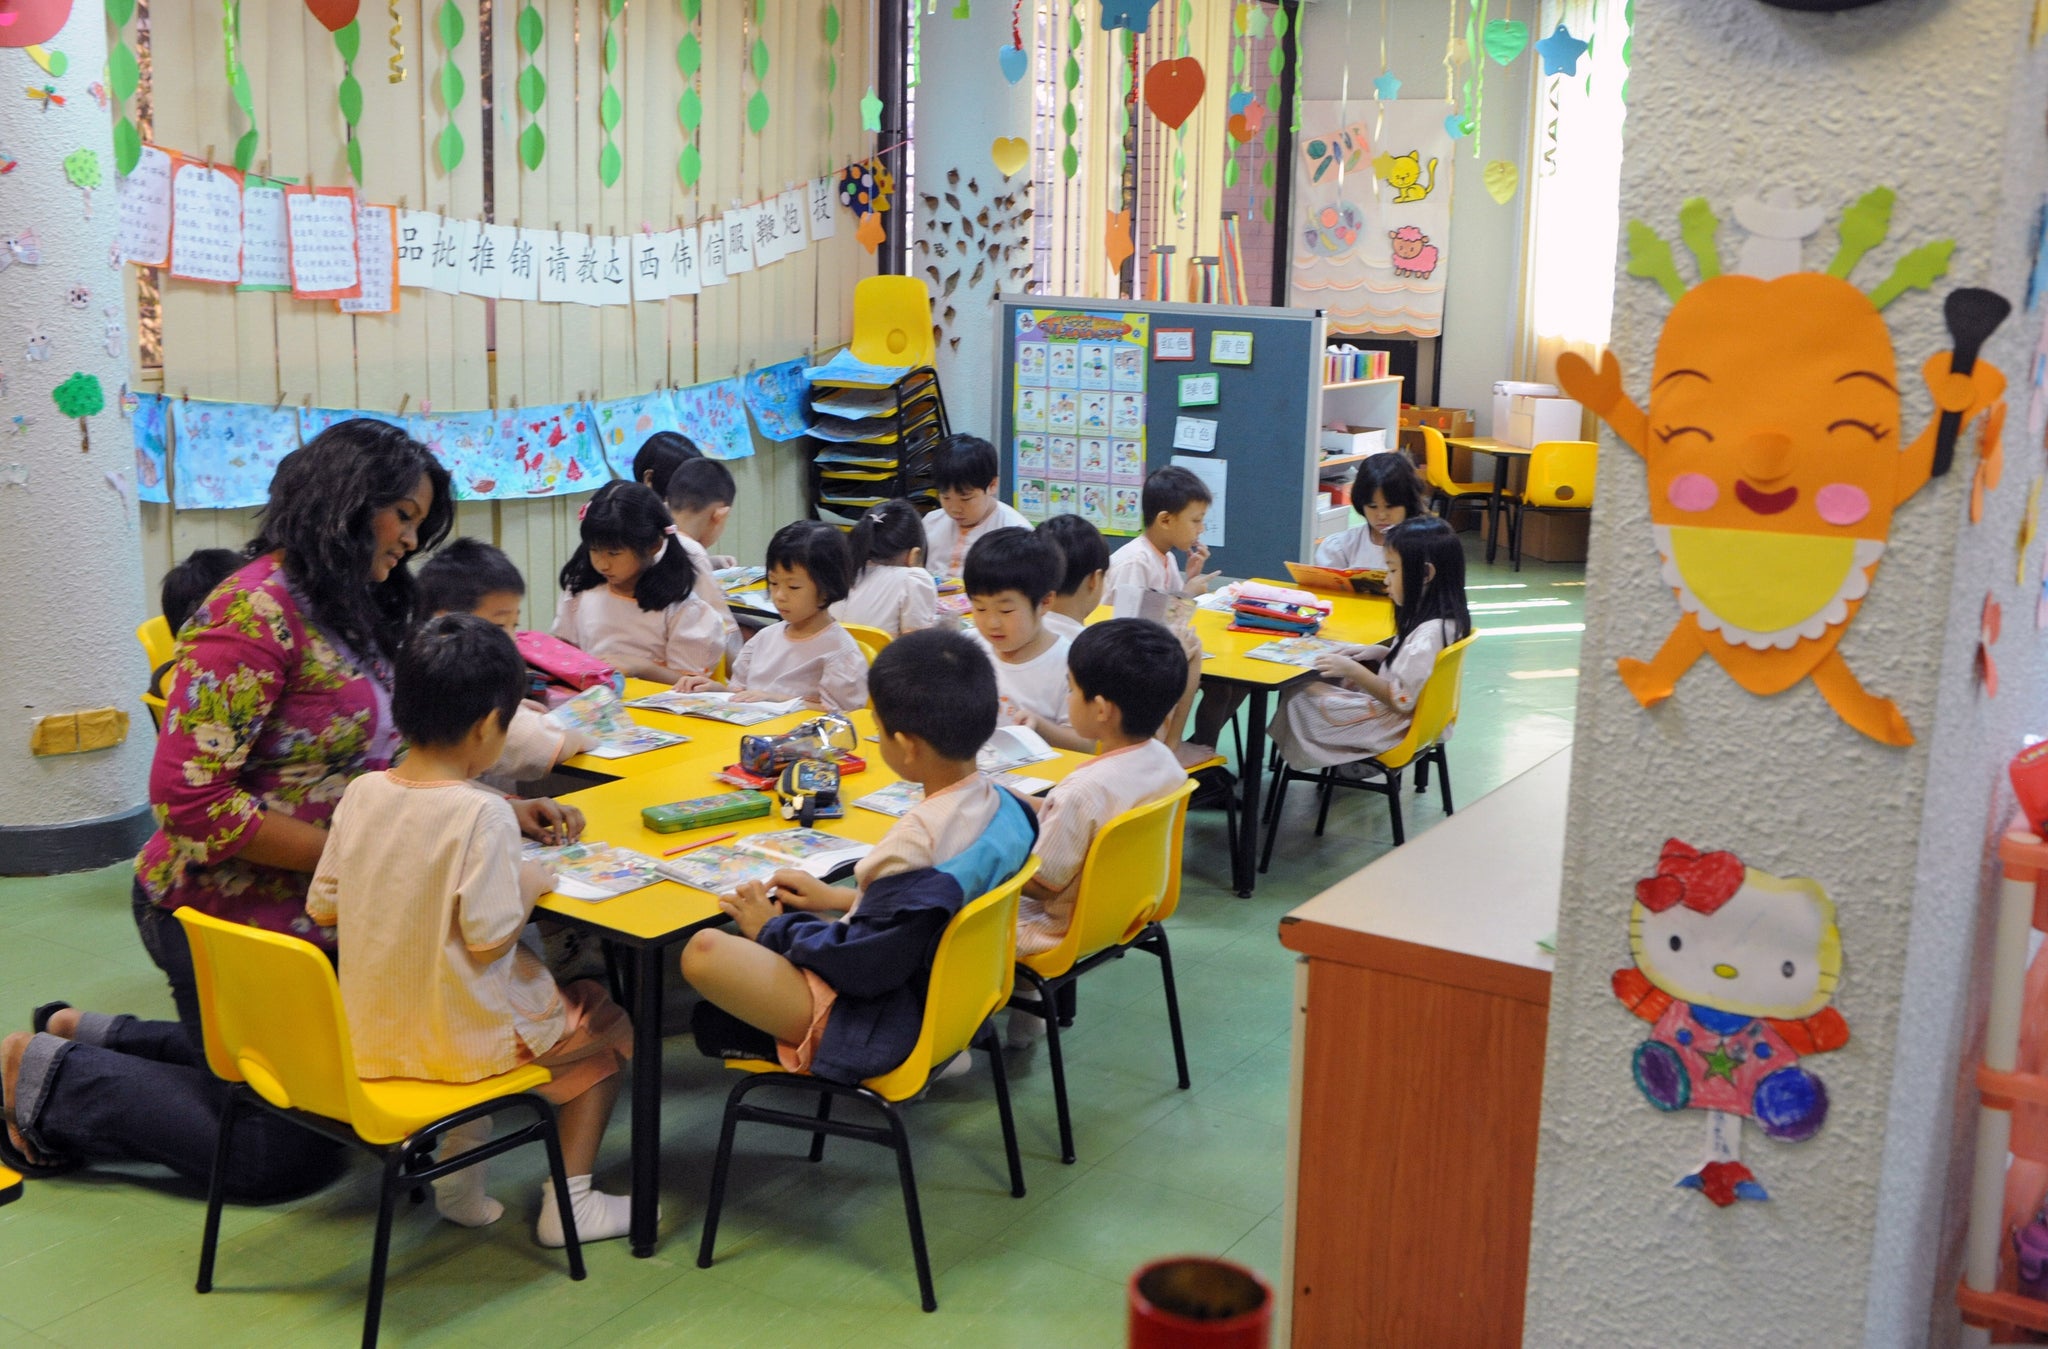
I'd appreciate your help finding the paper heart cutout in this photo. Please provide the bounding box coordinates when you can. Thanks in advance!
[1483,18,1529,65]
[1483,160,1519,204]
[305,0,361,32]
[1243,103,1265,133]
[1144,57,1206,130]
[991,136,1029,178]
[1228,89,1254,116]
[998,44,1028,85]
[1444,113,1475,140]
[1227,114,1254,144]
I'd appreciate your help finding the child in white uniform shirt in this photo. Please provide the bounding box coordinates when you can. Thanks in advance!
[552,482,725,683]
[664,455,745,666]
[1036,512,1109,642]
[1103,467,1220,767]
[832,497,938,637]
[675,520,869,712]
[923,434,1029,579]
[965,526,1091,751]
[1314,452,1425,571]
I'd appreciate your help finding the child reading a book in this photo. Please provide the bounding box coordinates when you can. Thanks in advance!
[965,527,1091,753]
[1315,452,1426,570]
[832,497,938,638]
[679,628,1039,1082]
[1036,513,1109,642]
[1269,516,1472,772]
[307,615,636,1247]
[1105,466,1219,766]
[553,481,726,684]
[923,434,1029,579]
[662,456,744,664]
[673,520,868,712]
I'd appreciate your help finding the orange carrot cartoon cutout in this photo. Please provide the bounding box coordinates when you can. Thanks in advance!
[1559,190,2011,746]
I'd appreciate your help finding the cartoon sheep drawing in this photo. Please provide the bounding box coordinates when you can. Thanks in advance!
[1388,226,1440,280]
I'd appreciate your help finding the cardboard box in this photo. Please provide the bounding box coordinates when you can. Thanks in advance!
[1314,503,1353,542]
[1319,426,1388,456]
[1491,382,1584,448]
[1491,507,1590,563]
[1399,405,1475,439]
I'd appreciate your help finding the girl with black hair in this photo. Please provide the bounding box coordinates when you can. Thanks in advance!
[552,480,725,683]
[630,429,702,498]
[676,520,869,711]
[1269,515,1472,771]
[830,497,939,637]
[1316,452,1429,570]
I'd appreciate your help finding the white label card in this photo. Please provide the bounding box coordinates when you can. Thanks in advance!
[699,221,728,287]
[428,216,465,294]
[1172,416,1218,452]
[661,226,700,296]
[596,236,633,306]
[631,233,666,301]
[116,145,173,266]
[724,209,755,274]
[395,210,437,289]
[237,177,292,290]
[537,231,581,303]
[1170,454,1227,547]
[168,161,243,284]
[458,218,501,297]
[340,204,397,314]
[807,177,836,239]
[752,199,785,266]
[496,225,537,301]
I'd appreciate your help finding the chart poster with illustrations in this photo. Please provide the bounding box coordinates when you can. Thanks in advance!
[1011,308,1152,535]
[1290,99,1455,338]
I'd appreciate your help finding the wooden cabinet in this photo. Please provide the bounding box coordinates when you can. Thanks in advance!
[1276,750,1565,1347]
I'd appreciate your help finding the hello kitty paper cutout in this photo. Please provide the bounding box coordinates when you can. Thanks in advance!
[1558,191,2009,745]
[1614,839,1848,1206]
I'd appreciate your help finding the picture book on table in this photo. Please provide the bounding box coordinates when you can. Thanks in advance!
[657,828,872,894]
[1285,560,1390,596]
[625,691,808,725]
[977,724,1061,773]
[524,841,665,901]
[854,772,1055,819]
[545,685,690,758]
[1244,636,1354,668]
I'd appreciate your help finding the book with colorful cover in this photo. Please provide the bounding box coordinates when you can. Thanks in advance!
[656,828,871,894]
[713,565,767,591]
[854,772,1055,818]
[1243,636,1354,668]
[524,841,664,901]
[977,724,1060,773]
[625,691,808,726]
[544,685,690,759]
[1285,561,1389,596]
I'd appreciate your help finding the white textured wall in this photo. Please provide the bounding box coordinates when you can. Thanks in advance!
[1526,4,2048,1345]
[0,4,151,836]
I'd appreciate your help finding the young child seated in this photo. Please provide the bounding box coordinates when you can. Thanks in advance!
[1035,513,1108,641]
[674,520,867,711]
[1315,452,1425,570]
[630,429,700,499]
[965,526,1090,753]
[553,481,726,683]
[1270,516,1472,772]
[148,548,244,698]
[307,615,636,1247]
[832,497,937,637]
[662,456,744,664]
[1105,466,1219,766]
[679,628,1039,1082]
[923,433,1029,579]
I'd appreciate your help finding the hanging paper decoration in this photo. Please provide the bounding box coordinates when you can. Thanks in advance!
[599,0,624,185]
[1534,21,1588,76]
[224,1,260,172]
[855,208,886,256]
[824,1,842,138]
[1062,0,1082,179]
[991,137,1029,178]
[1105,209,1134,275]
[1482,18,1528,65]
[1114,29,1133,145]
[1144,59,1204,131]
[106,0,142,175]
[677,0,703,186]
[1171,0,1194,219]
[387,0,406,83]
[515,3,546,170]
[1372,71,1402,99]
[999,0,1026,84]
[1482,159,1517,204]
[1614,839,1847,1207]
[433,0,464,172]
[307,0,358,29]
[64,148,101,215]
[746,0,771,135]
[335,21,365,184]
[50,372,104,453]
[1556,191,2006,746]
[1099,0,1160,31]
[838,160,893,217]
[860,86,883,133]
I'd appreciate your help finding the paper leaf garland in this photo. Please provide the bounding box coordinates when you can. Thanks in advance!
[745,0,771,135]
[1144,58,1204,130]
[599,0,624,185]
[335,21,365,184]
[107,0,142,175]
[1063,0,1082,178]
[434,0,464,172]
[678,0,703,186]
[824,2,841,137]
[224,0,260,172]
[516,3,545,170]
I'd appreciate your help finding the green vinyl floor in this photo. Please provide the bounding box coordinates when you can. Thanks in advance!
[0,540,1584,1348]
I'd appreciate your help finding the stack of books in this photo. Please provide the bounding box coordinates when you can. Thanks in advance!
[1229,581,1332,637]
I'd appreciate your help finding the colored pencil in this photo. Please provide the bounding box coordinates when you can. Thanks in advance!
[664,831,736,857]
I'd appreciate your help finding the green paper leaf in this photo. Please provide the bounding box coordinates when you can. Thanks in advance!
[106,0,136,25]
[335,19,360,62]
[436,0,463,49]
[518,4,544,53]
[953,0,968,15]
[519,122,546,171]
[1231,46,1243,76]
[748,89,771,133]
[860,86,883,131]
[234,129,260,173]
[1245,5,1267,37]
[1623,220,1685,302]
[600,87,623,131]
[827,55,837,90]
[440,61,464,112]
[346,138,363,184]
[437,123,464,173]
[1223,156,1238,188]
[108,43,139,100]
[824,5,841,43]
[519,65,546,113]
[1260,198,1273,222]
[684,0,701,19]
[1827,186,1896,280]
[678,33,701,77]
[680,87,703,132]
[113,120,141,177]
[43,49,66,78]
[1677,197,1721,281]
[599,142,622,187]
[1268,47,1284,78]
[1062,144,1078,179]
[230,66,255,118]
[752,37,770,82]
[679,143,702,187]
[1271,7,1288,38]
[1068,14,1081,45]
[1064,54,1079,89]
[1868,240,1956,310]
[338,74,363,124]
[608,0,625,16]
[1062,104,1077,135]
[603,28,619,72]
[1265,83,1282,112]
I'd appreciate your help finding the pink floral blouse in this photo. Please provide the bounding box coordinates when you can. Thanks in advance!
[136,553,401,950]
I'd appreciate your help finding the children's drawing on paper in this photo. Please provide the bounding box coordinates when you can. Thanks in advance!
[741,358,812,442]
[170,401,302,510]
[674,377,755,460]
[131,389,168,503]
[592,391,684,479]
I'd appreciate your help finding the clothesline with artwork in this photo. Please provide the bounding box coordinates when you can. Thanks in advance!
[126,360,812,510]
[112,142,903,308]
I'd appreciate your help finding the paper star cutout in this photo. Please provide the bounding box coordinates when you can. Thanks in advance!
[1535,22,1589,77]
[860,86,883,133]
[1372,71,1401,100]
[1371,152,1400,182]
[1700,1040,1741,1084]
[855,208,886,255]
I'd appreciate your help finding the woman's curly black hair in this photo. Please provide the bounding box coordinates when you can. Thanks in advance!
[247,419,454,662]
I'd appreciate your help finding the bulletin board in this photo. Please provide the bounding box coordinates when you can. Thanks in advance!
[992,296,1326,582]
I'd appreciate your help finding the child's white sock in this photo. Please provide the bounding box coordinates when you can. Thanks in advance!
[431,1118,503,1228]
[536,1173,636,1248]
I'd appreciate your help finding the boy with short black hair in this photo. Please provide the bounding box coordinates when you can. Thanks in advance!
[963,526,1090,753]
[663,456,743,661]
[1103,466,1219,766]
[1036,514,1109,641]
[150,548,244,698]
[631,430,701,499]
[309,614,635,1247]
[924,433,1029,579]
[679,628,1039,1083]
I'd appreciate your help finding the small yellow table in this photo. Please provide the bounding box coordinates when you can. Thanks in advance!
[560,679,816,777]
[1444,435,1535,565]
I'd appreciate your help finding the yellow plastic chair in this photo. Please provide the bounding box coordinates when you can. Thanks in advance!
[843,623,892,663]
[1261,634,1477,866]
[1506,439,1597,572]
[1418,425,1497,528]
[849,275,937,371]
[175,909,585,1348]
[1010,781,1197,1164]
[137,616,175,731]
[0,1163,20,1207]
[696,858,1039,1313]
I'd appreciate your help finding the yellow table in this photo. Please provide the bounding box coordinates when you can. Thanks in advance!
[0,1163,20,1206]
[1091,581,1395,898]
[561,679,816,777]
[1445,435,1535,565]
[542,706,1096,1257]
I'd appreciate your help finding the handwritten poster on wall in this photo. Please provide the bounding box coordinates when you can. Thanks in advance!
[116,144,172,267]
[238,176,294,291]
[1011,308,1150,533]
[168,159,244,285]
[283,185,361,300]
[340,204,398,315]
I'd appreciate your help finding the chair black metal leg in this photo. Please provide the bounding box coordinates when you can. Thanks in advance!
[1259,768,1291,873]
[1435,748,1455,814]
[195,1085,240,1294]
[1387,770,1406,846]
[362,1149,407,1348]
[536,1106,586,1281]
[1029,970,1076,1165]
[696,1082,747,1269]
[880,1103,937,1312]
[808,1093,833,1162]
[1144,925,1192,1090]
[1221,779,1239,861]
[979,1024,1026,1198]
[1313,769,1337,837]
[1414,755,1430,793]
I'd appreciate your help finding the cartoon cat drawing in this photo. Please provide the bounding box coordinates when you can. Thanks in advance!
[1384,150,1437,204]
